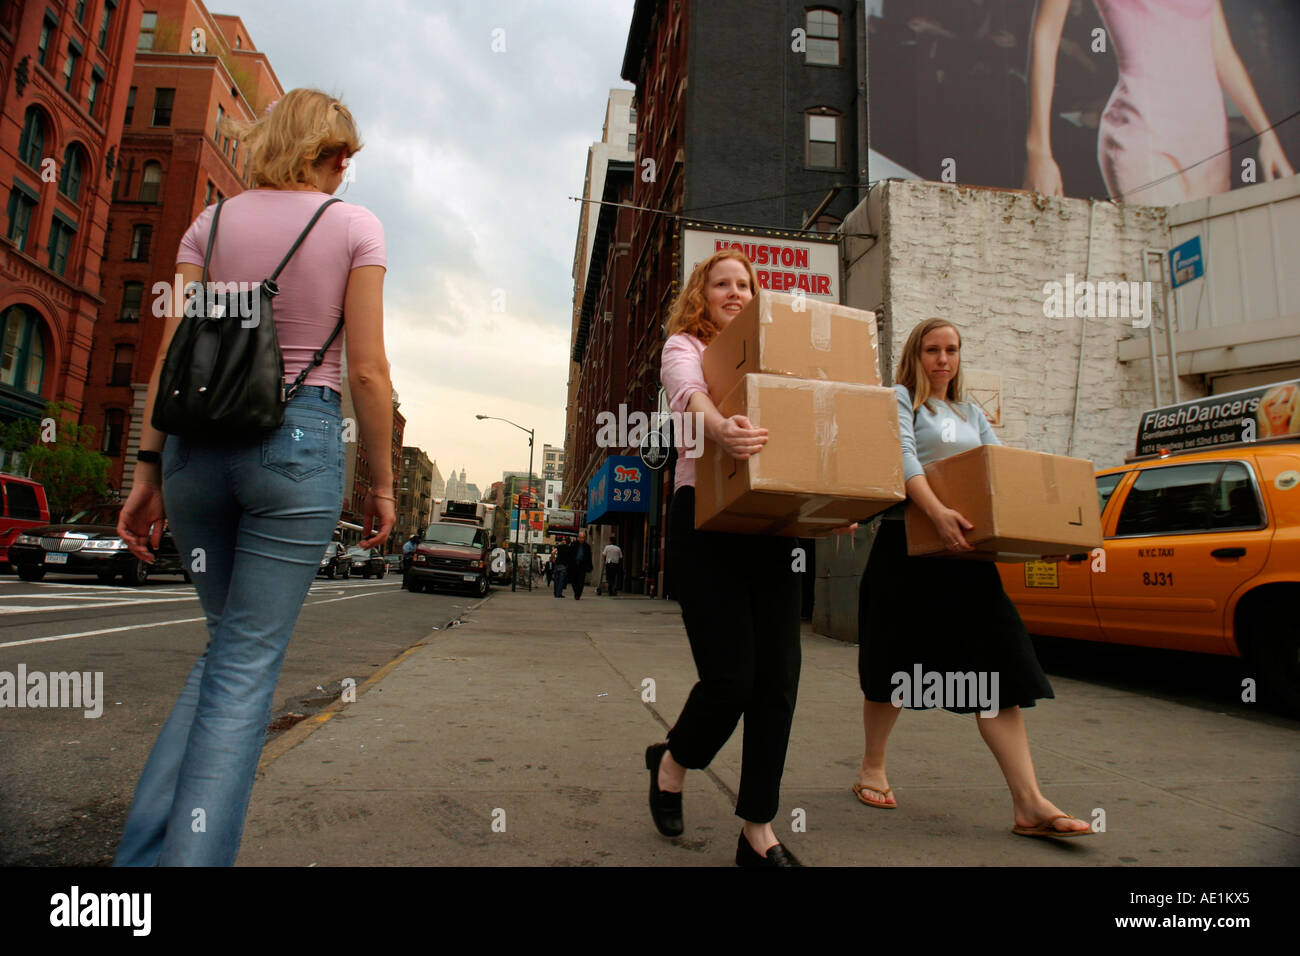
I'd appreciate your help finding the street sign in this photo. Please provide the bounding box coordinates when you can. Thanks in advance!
[639,420,671,471]
[1170,236,1204,288]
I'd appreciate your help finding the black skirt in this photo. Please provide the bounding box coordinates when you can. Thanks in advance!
[857,520,1054,714]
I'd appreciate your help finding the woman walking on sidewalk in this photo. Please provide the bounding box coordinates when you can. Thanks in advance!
[114,89,395,866]
[853,318,1091,840]
[646,249,806,867]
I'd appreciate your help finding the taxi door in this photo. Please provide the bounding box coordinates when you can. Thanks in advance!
[997,472,1127,640]
[1093,459,1271,654]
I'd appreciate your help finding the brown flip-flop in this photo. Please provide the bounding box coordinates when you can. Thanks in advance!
[1012,813,1093,839]
[852,782,897,809]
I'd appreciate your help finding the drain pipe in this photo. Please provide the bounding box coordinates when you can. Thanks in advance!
[1067,199,1096,457]
[1142,250,1162,407]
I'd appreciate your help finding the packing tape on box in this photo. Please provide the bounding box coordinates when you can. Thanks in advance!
[1041,454,1060,505]
[809,300,832,352]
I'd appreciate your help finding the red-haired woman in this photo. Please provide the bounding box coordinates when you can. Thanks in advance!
[647,250,804,867]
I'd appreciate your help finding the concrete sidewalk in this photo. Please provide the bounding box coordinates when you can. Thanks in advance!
[237,586,1300,866]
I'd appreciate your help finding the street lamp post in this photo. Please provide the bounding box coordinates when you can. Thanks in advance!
[476,414,535,593]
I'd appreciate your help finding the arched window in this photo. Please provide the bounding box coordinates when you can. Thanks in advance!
[128,224,151,260]
[139,161,162,203]
[119,281,144,322]
[805,108,842,169]
[18,106,46,169]
[60,144,85,202]
[805,9,841,66]
[110,343,134,385]
[0,306,47,396]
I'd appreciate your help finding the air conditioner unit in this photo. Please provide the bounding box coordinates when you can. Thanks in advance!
[604,312,613,323]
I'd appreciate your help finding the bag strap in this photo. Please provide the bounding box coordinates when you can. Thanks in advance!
[265,197,343,290]
[200,198,225,286]
[277,198,346,401]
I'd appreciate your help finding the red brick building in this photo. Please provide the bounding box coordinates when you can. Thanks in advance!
[0,0,144,465]
[80,0,281,492]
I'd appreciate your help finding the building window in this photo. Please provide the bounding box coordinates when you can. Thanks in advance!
[204,180,214,205]
[18,107,45,169]
[805,109,842,168]
[99,2,116,50]
[139,162,162,203]
[75,0,87,23]
[110,344,134,385]
[102,409,125,456]
[6,184,39,252]
[151,87,174,126]
[119,281,143,322]
[128,224,151,260]
[63,41,81,93]
[629,105,637,124]
[805,9,841,66]
[47,215,77,276]
[59,146,83,202]
[124,86,136,125]
[627,131,636,152]
[138,11,157,50]
[0,306,46,396]
[37,14,56,68]
[214,104,223,142]
[87,69,103,117]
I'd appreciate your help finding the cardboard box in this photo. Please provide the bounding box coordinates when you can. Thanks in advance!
[904,445,1103,560]
[701,290,881,403]
[695,374,905,537]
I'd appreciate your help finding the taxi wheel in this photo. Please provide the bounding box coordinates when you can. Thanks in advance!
[1250,597,1300,714]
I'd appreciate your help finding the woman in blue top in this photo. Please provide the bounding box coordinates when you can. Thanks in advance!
[853,318,1092,839]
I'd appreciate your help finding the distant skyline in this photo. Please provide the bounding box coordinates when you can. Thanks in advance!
[218,0,637,492]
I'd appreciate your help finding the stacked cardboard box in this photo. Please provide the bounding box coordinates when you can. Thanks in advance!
[694,291,906,536]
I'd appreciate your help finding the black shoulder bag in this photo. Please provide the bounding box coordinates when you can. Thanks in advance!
[152,197,344,440]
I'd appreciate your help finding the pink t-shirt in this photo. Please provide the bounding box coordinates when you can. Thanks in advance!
[660,332,710,490]
[176,189,386,392]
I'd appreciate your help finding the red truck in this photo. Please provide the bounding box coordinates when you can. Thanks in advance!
[403,498,496,597]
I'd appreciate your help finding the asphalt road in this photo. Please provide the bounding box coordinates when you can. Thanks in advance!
[0,571,481,866]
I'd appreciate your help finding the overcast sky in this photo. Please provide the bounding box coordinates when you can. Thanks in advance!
[222,0,636,493]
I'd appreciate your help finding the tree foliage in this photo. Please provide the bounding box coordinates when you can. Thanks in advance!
[0,404,110,522]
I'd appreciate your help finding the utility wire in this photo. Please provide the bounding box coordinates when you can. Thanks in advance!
[1113,108,1299,201]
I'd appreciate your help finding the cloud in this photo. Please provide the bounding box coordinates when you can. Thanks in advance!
[223,0,635,492]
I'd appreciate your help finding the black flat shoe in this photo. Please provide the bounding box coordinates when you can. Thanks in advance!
[735,832,802,867]
[645,743,683,837]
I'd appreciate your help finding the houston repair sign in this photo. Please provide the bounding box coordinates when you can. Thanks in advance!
[682,227,840,301]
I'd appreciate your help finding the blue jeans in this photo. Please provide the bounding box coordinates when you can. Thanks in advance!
[553,564,567,597]
[115,387,345,866]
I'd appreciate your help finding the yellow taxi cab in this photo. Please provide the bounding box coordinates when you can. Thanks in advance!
[998,382,1300,711]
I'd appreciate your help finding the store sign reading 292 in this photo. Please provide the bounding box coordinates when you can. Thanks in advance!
[613,465,642,504]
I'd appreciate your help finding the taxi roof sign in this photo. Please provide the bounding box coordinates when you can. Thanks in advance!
[1133,379,1299,459]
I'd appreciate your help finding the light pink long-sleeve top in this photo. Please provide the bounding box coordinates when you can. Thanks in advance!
[660,332,710,491]
[177,189,387,393]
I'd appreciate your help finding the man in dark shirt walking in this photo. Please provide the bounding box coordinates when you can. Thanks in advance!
[565,530,594,600]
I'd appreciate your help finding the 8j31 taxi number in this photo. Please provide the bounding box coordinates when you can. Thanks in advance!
[1142,571,1174,586]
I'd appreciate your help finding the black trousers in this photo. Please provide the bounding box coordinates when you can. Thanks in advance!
[605,563,622,596]
[570,569,587,599]
[665,487,802,823]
